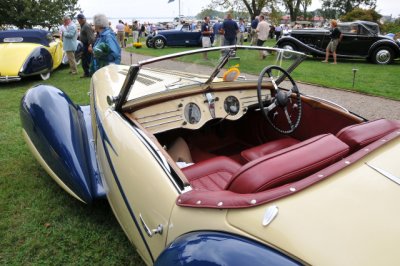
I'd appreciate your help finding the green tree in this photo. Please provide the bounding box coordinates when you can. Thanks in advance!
[209,0,272,20]
[281,0,302,22]
[0,0,80,29]
[340,7,382,23]
[379,18,400,35]
[321,0,377,18]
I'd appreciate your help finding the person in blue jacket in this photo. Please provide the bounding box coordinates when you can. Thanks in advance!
[89,13,121,75]
[61,15,78,75]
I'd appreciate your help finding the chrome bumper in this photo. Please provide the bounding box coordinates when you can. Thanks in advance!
[0,75,21,82]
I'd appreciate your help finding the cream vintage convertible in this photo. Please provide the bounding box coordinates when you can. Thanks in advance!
[20,46,400,265]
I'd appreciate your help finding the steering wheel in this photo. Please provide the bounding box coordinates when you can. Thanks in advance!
[257,65,302,134]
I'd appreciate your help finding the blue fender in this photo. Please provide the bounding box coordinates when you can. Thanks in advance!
[20,47,52,76]
[20,84,105,203]
[154,35,168,44]
[155,231,302,266]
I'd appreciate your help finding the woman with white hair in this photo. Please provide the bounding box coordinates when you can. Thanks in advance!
[89,14,121,75]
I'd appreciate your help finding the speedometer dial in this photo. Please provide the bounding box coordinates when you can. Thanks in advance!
[224,96,240,115]
[184,103,201,124]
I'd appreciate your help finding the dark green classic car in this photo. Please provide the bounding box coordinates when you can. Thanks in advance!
[277,21,400,64]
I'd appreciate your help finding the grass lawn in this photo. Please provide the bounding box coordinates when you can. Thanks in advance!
[0,66,144,265]
[127,39,400,100]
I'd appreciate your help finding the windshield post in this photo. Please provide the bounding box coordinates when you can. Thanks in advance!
[205,46,236,85]
[115,64,140,111]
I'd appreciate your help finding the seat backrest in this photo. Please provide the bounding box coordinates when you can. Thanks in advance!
[336,119,400,152]
[226,134,349,193]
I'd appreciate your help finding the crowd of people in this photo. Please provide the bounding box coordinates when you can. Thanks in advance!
[200,14,289,59]
[59,12,345,77]
[60,13,121,78]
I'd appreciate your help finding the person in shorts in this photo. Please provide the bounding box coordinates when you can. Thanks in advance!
[322,20,342,64]
[201,16,212,59]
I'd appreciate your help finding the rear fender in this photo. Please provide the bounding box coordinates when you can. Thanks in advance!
[20,84,105,203]
[368,39,400,58]
[20,47,52,76]
[277,36,325,56]
[155,231,302,266]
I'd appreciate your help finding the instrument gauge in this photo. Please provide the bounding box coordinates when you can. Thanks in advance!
[184,103,201,124]
[224,96,240,115]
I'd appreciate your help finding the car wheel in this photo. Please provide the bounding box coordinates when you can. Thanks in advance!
[372,46,394,65]
[146,38,154,48]
[279,42,297,59]
[153,37,165,49]
[40,72,51,80]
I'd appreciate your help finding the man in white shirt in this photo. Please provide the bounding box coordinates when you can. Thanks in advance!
[237,18,246,45]
[116,20,125,47]
[256,15,270,59]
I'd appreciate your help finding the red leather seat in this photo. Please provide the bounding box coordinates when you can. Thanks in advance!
[183,134,350,194]
[181,156,241,191]
[226,134,349,193]
[336,119,400,152]
[241,137,300,162]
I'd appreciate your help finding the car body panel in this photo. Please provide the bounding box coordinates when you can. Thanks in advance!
[155,231,302,265]
[0,43,42,76]
[0,29,63,81]
[147,24,202,48]
[277,21,400,63]
[20,85,105,204]
[21,46,400,265]
[90,65,180,264]
[227,138,400,265]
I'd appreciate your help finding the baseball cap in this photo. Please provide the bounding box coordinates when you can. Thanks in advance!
[77,14,85,19]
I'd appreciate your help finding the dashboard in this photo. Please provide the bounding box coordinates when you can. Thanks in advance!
[130,89,266,134]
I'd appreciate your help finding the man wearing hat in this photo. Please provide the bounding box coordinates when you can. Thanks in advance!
[77,13,95,78]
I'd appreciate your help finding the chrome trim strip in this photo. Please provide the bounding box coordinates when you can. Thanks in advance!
[304,94,350,113]
[136,109,181,119]
[140,114,182,124]
[144,118,183,128]
[365,162,400,185]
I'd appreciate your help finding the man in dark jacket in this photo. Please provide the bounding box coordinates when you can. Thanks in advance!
[221,13,238,46]
[77,14,95,78]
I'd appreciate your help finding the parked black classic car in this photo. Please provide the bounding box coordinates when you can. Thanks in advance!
[276,21,400,64]
[146,24,202,49]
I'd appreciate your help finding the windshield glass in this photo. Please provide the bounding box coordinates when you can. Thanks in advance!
[126,46,306,101]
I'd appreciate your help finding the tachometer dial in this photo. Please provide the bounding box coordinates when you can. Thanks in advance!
[184,103,201,124]
[224,96,240,115]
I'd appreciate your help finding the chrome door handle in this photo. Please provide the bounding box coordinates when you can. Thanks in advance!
[139,214,163,237]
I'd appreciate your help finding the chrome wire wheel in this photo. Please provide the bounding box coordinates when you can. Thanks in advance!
[40,72,51,80]
[153,38,165,49]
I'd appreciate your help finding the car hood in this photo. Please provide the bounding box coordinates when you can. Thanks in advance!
[290,29,330,35]
[158,30,184,36]
[227,138,400,265]
[0,43,41,76]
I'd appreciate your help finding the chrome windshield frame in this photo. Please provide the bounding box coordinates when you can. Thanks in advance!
[115,45,307,112]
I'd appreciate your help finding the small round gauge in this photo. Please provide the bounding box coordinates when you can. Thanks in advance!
[224,96,240,115]
[184,102,201,124]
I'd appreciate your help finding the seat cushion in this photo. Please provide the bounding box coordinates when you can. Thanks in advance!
[241,137,300,162]
[336,119,400,152]
[182,156,241,191]
[227,134,349,193]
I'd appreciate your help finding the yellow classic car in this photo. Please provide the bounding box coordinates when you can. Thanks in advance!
[21,46,400,265]
[0,29,63,82]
